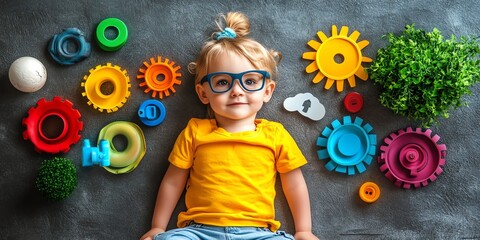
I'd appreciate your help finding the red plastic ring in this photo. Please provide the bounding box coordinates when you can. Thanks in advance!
[22,96,83,154]
[38,112,69,142]
[343,92,364,113]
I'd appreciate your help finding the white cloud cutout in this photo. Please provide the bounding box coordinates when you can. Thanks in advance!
[283,92,325,121]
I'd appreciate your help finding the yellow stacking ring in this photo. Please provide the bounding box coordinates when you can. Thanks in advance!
[98,121,146,174]
[81,63,131,113]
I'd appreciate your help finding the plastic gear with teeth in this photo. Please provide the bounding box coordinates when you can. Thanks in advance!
[317,116,377,175]
[378,127,447,189]
[22,96,83,154]
[137,56,182,99]
[302,25,372,92]
[81,63,131,113]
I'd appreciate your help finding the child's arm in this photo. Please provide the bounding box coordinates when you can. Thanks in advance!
[280,168,320,240]
[140,164,189,240]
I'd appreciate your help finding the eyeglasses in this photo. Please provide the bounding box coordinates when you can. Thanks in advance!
[200,70,270,94]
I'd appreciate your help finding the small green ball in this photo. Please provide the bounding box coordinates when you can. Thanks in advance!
[35,157,77,201]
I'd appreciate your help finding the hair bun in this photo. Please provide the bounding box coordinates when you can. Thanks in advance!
[215,12,250,38]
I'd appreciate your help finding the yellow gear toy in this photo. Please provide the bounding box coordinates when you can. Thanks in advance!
[137,56,182,99]
[81,63,131,113]
[302,25,372,92]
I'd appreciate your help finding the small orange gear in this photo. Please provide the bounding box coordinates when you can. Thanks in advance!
[137,56,182,99]
[81,63,131,113]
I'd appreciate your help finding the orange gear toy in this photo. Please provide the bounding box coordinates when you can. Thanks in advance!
[137,56,182,99]
[81,63,131,113]
[22,96,83,154]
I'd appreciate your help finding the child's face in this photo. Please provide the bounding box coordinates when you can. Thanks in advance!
[195,51,275,122]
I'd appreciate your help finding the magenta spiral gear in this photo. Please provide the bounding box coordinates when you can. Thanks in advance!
[378,127,447,189]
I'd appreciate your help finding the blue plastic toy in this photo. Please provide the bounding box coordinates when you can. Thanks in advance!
[138,99,166,126]
[316,116,377,175]
[82,139,110,167]
[48,28,91,65]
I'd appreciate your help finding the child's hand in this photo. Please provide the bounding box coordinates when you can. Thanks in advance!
[140,227,165,240]
[294,231,320,240]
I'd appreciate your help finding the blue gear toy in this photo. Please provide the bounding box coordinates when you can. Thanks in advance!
[316,116,376,175]
[82,139,110,167]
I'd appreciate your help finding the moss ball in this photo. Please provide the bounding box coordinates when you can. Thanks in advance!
[35,157,77,201]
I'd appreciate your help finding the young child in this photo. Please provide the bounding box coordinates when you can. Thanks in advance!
[141,12,319,240]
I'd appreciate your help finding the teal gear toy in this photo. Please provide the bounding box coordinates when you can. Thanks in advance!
[317,116,376,175]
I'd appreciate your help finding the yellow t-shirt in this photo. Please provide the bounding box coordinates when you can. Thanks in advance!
[168,118,307,231]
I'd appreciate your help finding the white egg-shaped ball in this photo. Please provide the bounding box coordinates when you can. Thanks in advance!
[9,56,47,92]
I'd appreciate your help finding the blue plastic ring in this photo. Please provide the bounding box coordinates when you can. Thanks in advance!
[327,123,369,166]
[138,99,166,126]
[48,28,91,65]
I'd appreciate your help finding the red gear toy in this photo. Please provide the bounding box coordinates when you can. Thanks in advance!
[22,96,83,154]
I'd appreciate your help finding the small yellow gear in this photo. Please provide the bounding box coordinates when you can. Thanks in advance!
[302,25,373,92]
[137,56,182,99]
[81,63,131,113]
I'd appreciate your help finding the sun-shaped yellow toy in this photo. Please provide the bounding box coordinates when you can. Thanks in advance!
[302,25,372,92]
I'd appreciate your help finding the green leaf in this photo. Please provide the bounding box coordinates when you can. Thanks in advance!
[367,24,480,127]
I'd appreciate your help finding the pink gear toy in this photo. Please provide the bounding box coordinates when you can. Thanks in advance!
[22,96,83,154]
[378,127,447,189]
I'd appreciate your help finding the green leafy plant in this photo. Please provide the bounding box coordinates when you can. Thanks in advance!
[368,24,480,127]
[35,157,77,201]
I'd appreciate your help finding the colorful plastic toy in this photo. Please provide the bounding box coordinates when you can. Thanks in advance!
[317,116,376,175]
[137,56,182,99]
[138,99,167,127]
[98,121,146,174]
[82,139,110,167]
[343,92,363,113]
[9,56,47,92]
[81,63,131,113]
[283,92,325,121]
[359,182,380,203]
[96,18,128,51]
[22,96,83,154]
[48,27,91,65]
[302,25,372,92]
[378,127,447,189]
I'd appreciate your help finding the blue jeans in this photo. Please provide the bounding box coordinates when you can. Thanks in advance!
[154,222,295,240]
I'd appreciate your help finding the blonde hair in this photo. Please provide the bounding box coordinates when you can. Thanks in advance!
[189,11,282,85]
[188,12,282,118]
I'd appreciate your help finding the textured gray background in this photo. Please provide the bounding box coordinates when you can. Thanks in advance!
[1,0,479,239]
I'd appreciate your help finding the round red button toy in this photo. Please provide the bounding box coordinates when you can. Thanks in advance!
[343,92,364,113]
